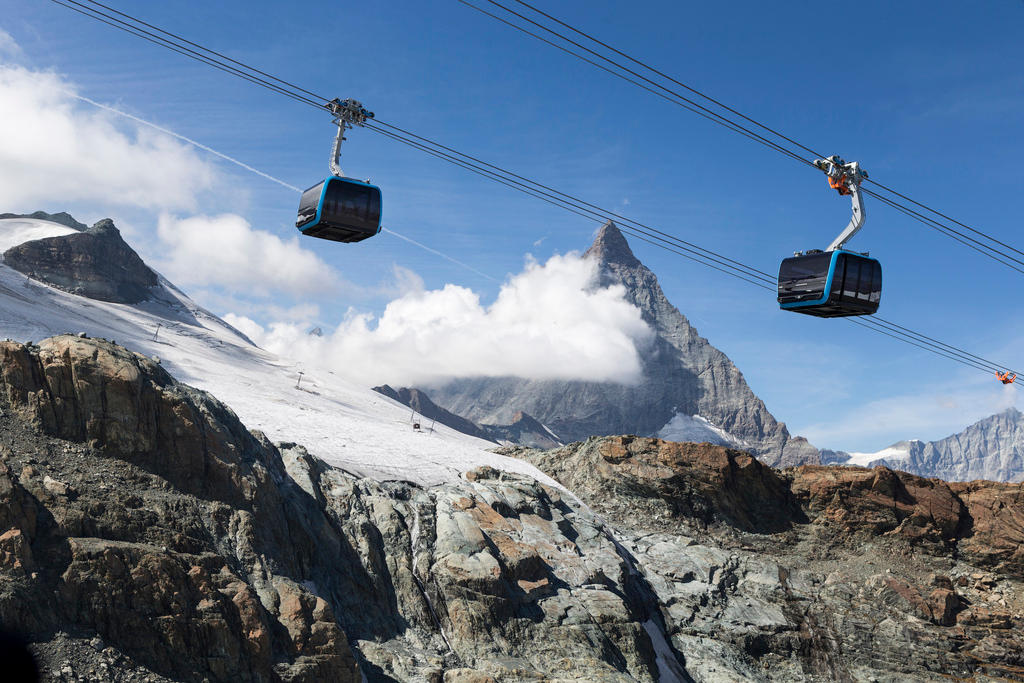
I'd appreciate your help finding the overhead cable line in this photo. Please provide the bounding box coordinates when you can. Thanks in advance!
[456,0,817,171]
[862,188,1024,274]
[464,0,1024,274]
[49,0,1021,378]
[51,0,786,286]
[51,0,329,111]
[73,0,332,104]
[504,0,827,161]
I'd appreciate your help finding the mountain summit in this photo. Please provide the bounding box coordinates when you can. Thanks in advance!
[830,407,1024,482]
[2,217,157,303]
[583,220,642,268]
[426,221,819,466]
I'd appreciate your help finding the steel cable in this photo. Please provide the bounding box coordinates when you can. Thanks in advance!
[49,0,1021,379]
[467,0,1024,274]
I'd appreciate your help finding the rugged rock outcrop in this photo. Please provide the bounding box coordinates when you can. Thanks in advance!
[426,222,818,467]
[518,436,801,534]
[2,334,1022,682]
[0,336,681,681]
[2,218,157,303]
[509,437,1024,681]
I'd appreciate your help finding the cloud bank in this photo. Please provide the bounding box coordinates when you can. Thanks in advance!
[226,252,654,387]
[0,62,217,211]
[155,214,341,297]
[0,29,22,58]
[797,381,1018,451]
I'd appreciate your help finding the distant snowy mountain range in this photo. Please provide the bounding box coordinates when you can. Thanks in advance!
[822,407,1024,482]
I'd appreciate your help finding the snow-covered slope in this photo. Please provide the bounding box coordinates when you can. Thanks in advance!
[0,217,559,487]
[0,218,78,251]
[656,412,749,449]
[844,442,917,468]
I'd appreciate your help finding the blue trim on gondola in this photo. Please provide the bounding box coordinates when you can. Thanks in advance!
[779,250,843,310]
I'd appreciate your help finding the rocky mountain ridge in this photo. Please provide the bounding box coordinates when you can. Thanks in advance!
[0,211,88,232]
[423,222,819,467]
[0,336,679,681]
[373,385,563,449]
[1,335,1022,681]
[2,215,157,304]
[826,407,1024,482]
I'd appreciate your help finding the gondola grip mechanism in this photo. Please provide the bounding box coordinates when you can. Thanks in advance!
[326,98,374,177]
[814,155,868,252]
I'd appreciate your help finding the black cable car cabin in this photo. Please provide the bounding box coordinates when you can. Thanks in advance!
[778,249,881,317]
[295,176,382,243]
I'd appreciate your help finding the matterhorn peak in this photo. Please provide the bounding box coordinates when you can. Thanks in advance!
[583,220,641,268]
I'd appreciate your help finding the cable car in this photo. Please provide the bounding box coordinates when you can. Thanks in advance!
[779,155,882,318]
[295,98,382,244]
[778,249,881,317]
[295,176,382,243]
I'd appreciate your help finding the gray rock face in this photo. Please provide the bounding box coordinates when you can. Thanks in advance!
[834,408,1024,482]
[509,436,1024,682]
[2,217,157,304]
[0,336,681,682]
[427,222,818,466]
[481,410,563,449]
[3,336,1023,682]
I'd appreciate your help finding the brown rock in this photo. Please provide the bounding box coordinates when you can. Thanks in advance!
[0,527,33,572]
[443,670,498,683]
[790,465,966,545]
[521,436,801,532]
[951,481,1024,577]
[957,606,1014,629]
[927,588,961,626]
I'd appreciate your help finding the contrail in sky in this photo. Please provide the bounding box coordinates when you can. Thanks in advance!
[70,91,498,282]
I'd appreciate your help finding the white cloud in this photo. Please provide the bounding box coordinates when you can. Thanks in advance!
[0,29,22,58]
[381,264,425,298]
[0,63,217,211]
[154,213,341,297]
[797,379,1020,452]
[224,252,654,387]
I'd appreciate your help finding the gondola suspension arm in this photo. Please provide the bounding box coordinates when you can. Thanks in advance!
[327,98,374,177]
[815,155,869,251]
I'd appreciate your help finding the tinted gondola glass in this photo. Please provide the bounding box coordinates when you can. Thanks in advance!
[778,250,881,317]
[295,176,382,243]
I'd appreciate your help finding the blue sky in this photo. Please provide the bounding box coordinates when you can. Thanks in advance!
[1,0,1022,452]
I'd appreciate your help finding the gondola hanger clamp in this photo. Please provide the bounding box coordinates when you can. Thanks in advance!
[777,156,882,318]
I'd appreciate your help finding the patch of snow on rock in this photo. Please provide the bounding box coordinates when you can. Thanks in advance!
[642,619,687,682]
[845,441,917,467]
[0,218,77,253]
[657,412,745,448]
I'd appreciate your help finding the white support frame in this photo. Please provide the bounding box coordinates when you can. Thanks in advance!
[814,155,869,252]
